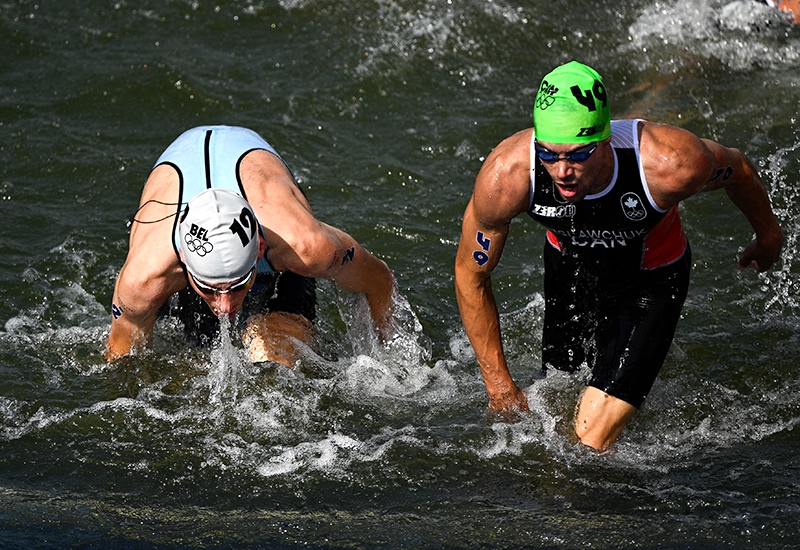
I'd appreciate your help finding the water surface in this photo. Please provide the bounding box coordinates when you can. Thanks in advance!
[2,0,800,547]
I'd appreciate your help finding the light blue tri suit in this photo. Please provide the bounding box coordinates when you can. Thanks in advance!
[155,125,279,275]
[153,126,317,343]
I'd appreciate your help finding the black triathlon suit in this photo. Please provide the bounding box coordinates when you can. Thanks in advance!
[528,119,691,408]
[154,126,317,346]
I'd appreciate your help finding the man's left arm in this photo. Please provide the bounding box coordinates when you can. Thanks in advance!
[643,123,783,272]
[294,224,397,339]
[699,139,784,272]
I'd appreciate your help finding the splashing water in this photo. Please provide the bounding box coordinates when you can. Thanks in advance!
[761,141,800,316]
[335,288,432,368]
[624,0,798,73]
[206,316,254,405]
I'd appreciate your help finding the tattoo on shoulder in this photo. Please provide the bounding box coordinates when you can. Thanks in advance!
[111,302,123,320]
[325,246,356,271]
[710,166,734,183]
[341,246,355,265]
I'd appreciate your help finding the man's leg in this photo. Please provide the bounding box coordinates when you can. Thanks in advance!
[574,386,637,450]
[241,271,317,367]
[578,250,691,450]
[244,311,313,367]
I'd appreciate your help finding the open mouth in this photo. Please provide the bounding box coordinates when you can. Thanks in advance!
[555,182,579,199]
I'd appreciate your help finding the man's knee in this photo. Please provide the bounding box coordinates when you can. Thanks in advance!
[574,386,638,450]
[244,311,313,367]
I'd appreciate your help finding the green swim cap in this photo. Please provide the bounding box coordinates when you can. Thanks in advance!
[533,61,611,144]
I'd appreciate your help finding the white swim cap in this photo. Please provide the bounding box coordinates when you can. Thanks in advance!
[179,188,259,284]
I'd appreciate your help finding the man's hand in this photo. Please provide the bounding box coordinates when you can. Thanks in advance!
[487,382,530,413]
[738,230,783,272]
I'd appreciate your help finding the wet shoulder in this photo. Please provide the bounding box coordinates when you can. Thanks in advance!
[474,129,533,217]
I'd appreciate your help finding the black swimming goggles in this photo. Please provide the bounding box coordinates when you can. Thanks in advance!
[534,140,598,163]
[190,265,257,295]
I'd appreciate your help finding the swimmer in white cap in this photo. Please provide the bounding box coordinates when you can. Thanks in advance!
[106,126,396,367]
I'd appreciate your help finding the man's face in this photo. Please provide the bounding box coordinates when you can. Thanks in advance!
[535,139,611,203]
[187,266,256,317]
[180,234,265,318]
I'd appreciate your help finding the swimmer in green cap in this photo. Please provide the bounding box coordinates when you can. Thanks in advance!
[455,61,783,451]
[533,60,611,145]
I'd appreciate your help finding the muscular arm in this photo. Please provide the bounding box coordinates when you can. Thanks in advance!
[105,166,188,360]
[105,265,163,360]
[641,122,783,272]
[270,218,396,340]
[105,251,187,360]
[241,150,396,339]
[454,129,534,413]
[316,225,397,340]
[703,139,783,271]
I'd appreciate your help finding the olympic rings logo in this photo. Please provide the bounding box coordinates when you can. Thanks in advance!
[185,233,214,256]
[536,81,558,111]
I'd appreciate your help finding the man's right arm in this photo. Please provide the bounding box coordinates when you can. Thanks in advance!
[106,165,187,361]
[105,265,158,360]
[455,202,528,412]
[454,130,534,413]
[105,248,185,361]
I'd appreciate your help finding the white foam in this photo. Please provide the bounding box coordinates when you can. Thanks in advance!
[251,424,425,478]
[624,0,799,72]
[206,317,254,405]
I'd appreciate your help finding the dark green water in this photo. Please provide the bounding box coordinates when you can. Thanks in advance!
[2,0,800,548]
